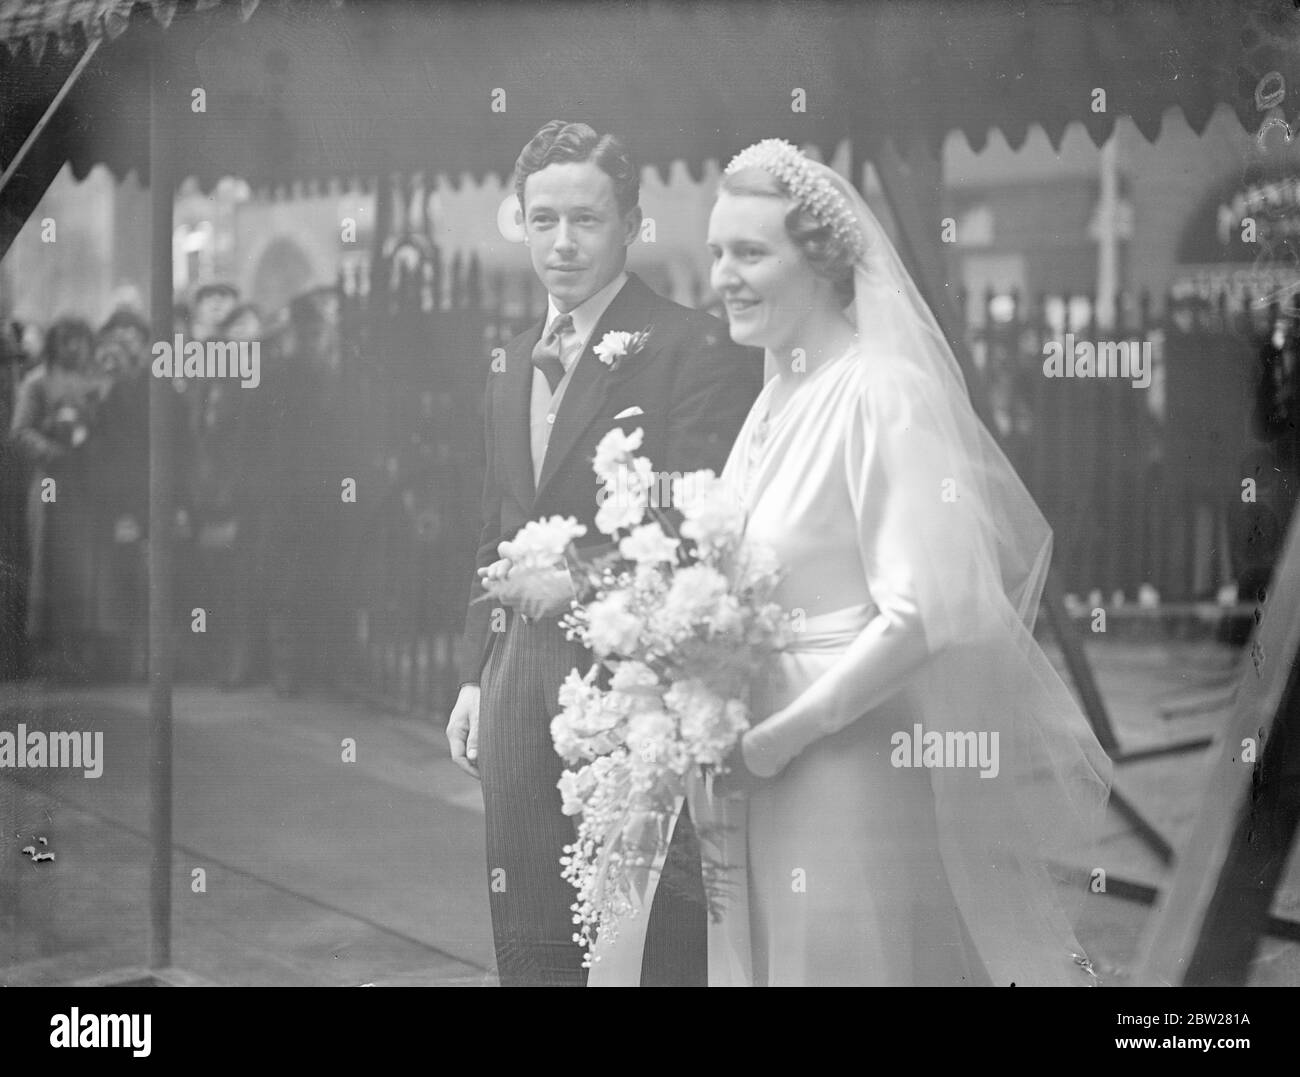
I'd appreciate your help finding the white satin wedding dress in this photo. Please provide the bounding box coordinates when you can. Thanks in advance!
[700,345,994,986]
[588,154,1110,988]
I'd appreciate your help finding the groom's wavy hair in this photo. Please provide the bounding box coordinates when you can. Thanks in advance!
[514,121,640,218]
[719,167,857,305]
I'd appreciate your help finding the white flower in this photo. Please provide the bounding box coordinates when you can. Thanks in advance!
[618,522,680,565]
[625,709,677,771]
[499,515,586,574]
[593,330,634,367]
[556,667,600,713]
[550,718,584,768]
[594,479,649,536]
[708,593,746,637]
[651,563,730,641]
[610,661,659,693]
[552,668,627,763]
[593,426,644,484]
[670,469,720,512]
[594,450,655,535]
[558,767,598,816]
[672,471,745,554]
[630,561,668,594]
[585,592,643,657]
[665,680,748,767]
[737,540,782,587]
[604,662,663,719]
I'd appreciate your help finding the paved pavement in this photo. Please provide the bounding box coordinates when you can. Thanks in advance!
[0,682,495,986]
[1,635,1297,986]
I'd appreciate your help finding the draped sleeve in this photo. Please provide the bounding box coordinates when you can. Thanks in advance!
[740,356,1111,984]
[742,360,991,776]
[847,360,1005,651]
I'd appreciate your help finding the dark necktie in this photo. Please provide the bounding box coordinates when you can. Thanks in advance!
[531,313,573,393]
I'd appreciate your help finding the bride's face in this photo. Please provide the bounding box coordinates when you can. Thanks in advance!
[707,192,823,353]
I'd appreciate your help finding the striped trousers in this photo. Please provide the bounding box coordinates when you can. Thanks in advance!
[479,608,707,987]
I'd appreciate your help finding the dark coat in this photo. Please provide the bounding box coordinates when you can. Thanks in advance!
[458,272,761,683]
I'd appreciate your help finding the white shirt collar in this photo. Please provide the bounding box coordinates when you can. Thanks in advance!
[545,271,628,369]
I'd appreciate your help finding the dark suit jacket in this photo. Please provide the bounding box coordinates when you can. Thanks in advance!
[458,272,762,684]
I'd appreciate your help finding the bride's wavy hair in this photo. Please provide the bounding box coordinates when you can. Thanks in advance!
[718,167,858,305]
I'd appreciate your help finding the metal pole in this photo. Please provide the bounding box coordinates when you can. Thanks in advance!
[147,36,176,972]
[1095,136,1119,332]
[0,40,101,200]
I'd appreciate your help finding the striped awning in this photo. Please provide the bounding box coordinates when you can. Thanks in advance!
[0,0,259,62]
[0,0,1296,193]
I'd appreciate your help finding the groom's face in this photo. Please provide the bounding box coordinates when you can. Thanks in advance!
[521,160,638,312]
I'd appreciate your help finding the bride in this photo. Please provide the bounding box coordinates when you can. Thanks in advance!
[590,139,1112,987]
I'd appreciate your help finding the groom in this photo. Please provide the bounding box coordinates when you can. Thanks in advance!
[446,121,760,986]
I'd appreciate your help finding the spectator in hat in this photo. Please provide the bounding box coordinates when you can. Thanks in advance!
[8,317,102,678]
[88,308,159,679]
[191,282,239,344]
[259,292,348,694]
[189,302,265,687]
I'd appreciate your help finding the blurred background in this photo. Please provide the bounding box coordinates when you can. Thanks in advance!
[2,0,1300,987]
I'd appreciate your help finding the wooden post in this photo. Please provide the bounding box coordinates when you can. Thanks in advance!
[1137,515,1300,984]
[147,36,176,972]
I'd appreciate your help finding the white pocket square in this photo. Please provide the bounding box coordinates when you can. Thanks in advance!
[613,406,644,419]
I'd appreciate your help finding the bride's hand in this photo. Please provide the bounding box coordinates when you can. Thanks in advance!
[712,733,775,797]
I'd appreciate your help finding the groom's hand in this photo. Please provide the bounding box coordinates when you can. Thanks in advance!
[518,568,577,620]
[478,556,573,620]
[477,557,529,615]
[446,684,481,780]
[477,556,513,597]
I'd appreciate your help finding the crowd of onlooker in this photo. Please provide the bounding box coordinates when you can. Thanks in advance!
[1,282,358,692]
[8,277,1300,693]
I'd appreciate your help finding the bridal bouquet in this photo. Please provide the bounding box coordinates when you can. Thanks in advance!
[545,428,791,963]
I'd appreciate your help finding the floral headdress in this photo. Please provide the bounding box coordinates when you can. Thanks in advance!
[724,138,867,261]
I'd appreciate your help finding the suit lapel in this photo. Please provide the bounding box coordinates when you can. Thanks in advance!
[535,274,654,503]
[501,318,544,511]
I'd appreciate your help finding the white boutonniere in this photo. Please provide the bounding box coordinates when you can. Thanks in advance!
[593,326,653,373]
